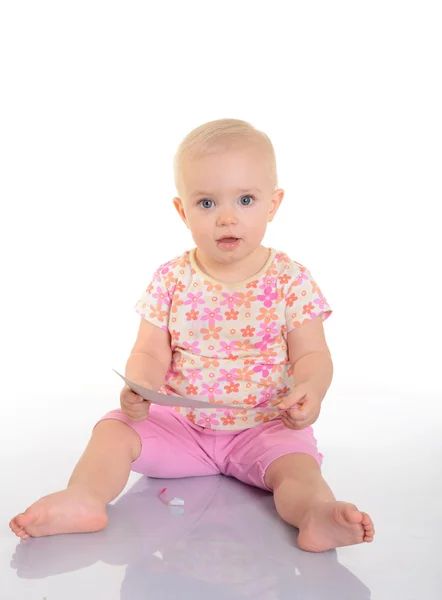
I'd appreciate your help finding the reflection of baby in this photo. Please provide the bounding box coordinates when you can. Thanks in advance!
[10,118,374,552]
[12,476,371,600]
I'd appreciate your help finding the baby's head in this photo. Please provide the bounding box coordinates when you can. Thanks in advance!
[173,119,284,266]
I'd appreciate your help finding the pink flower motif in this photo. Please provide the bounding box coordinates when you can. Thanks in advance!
[201,382,222,399]
[219,340,239,355]
[201,306,223,326]
[259,276,276,290]
[295,271,309,285]
[218,368,241,382]
[220,291,241,309]
[315,294,328,311]
[254,334,272,352]
[197,412,220,428]
[257,286,278,308]
[257,322,278,338]
[182,341,201,354]
[152,286,171,306]
[184,292,204,309]
[187,369,203,384]
[259,388,277,403]
[253,364,272,378]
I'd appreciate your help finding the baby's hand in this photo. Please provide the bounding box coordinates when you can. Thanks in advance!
[120,384,151,422]
[273,382,322,430]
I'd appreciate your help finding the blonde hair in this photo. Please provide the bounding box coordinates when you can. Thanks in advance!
[173,118,278,194]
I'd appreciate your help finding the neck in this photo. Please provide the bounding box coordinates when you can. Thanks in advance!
[195,246,270,284]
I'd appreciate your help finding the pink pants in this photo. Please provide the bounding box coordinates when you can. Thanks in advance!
[96,405,323,491]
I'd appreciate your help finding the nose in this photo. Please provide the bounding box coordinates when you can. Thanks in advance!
[216,209,238,227]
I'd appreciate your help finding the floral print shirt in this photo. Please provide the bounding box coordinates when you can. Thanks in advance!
[135,247,332,431]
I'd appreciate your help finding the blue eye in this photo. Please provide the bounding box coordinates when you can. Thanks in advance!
[199,199,214,209]
[239,195,254,206]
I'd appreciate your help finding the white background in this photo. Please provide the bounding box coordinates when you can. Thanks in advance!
[1,0,441,453]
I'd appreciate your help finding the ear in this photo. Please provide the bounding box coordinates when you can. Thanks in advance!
[173,197,189,228]
[268,188,284,222]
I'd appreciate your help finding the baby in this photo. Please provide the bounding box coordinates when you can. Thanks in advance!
[10,119,374,552]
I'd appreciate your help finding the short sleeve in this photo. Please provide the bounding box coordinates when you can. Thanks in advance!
[285,266,333,333]
[134,267,173,331]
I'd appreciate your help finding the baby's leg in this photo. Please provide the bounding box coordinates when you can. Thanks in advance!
[265,454,375,552]
[9,420,140,539]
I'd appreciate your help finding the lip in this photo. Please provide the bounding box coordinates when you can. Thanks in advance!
[217,237,241,250]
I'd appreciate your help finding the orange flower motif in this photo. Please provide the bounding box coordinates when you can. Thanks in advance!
[271,363,283,374]
[225,382,240,394]
[244,394,257,405]
[175,280,185,293]
[186,309,199,321]
[221,414,235,426]
[254,411,274,424]
[149,305,168,322]
[257,376,274,389]
[204,280,223,292]
[286,292,298,307]
[303,303,315,316]
[225,308,239,320]
[171,297,184,313]
[236,290,256,308]
[236,339,255,353]
[237,367,253,381]
[202,357,220,368]
[267,263,279,277]
[186,412,196,423]
[186,384,198,396]
[201,325,222,340]
[171,329,180,342]
[146,283,154,294]
[256,307,278,324]
[241,325,255,337]
[244,358,256,367]
[278,273,291,285]
[246,280,258,289]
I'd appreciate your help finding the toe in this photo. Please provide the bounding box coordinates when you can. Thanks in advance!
[342,504,363,524]
[361,512,373,527]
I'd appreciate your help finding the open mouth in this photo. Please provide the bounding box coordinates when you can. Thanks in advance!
[217,236,241,249]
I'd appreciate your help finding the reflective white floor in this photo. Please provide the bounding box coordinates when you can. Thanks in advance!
[2,389,441,599]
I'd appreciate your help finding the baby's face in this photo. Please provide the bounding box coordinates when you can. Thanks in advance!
[174,144,283,266]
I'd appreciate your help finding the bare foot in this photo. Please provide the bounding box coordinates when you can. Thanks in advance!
[297,501,375,553]
[9,486,108,539]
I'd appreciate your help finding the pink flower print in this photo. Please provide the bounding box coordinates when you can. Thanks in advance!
[220,291,241,309]
[257,285,278,308]
[187,369,203,384]
[259,387,277,404]
[197,412,220,428]
[184,291,204,309]
[259,276,276,290]
[253,363,271,378]
[218,368,241,382]
[254,333,272,352]
[202,307,223,326]
[294,270,309,286]
[258,322,278,338]
[314,293,328,311]
[218,340,239,355]
[182,341,201,354]
[152,286,171,306]
[201,382,222,399]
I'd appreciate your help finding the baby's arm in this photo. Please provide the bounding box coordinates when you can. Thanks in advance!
[125,318,172,391]
[120,319,172,421]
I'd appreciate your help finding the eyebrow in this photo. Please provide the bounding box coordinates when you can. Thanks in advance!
[191,188,262,198]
